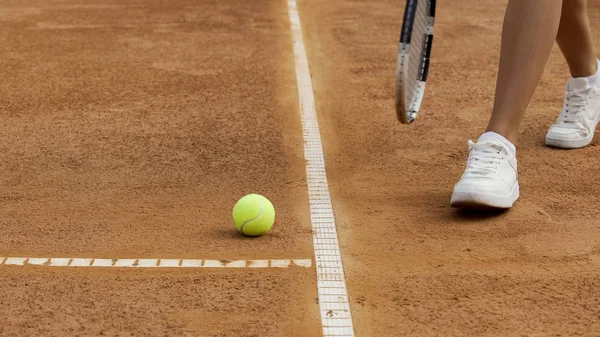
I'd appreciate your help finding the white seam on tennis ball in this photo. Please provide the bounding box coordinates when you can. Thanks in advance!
[287,1,355,336]
[240,198,265,235]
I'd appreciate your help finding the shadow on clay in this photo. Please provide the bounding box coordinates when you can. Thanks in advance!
[450,208,509,222]
[212,227,249,240]
[423,189,510,223]
[212,227,272,240]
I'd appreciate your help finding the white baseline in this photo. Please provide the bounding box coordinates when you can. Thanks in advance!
[0,257,312,268]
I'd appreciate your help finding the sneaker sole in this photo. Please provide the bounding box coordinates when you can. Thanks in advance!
[450,185,519,210]
[546,113,600,149]
[546,133,594,149]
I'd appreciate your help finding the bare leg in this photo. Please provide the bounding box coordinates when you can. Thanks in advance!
[545,0,600,149]
[451,0,564,209]
[485,0,563,143]
[556,0,597,78]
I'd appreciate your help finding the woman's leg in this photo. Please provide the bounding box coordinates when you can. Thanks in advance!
[546,0,600,149]
[556,0,597,78]
[485,0,564,143]
[451,0,563,209]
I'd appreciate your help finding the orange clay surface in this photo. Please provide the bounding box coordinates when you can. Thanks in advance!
[1,0,600,336]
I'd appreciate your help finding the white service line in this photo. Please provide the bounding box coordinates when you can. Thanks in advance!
[286,1,355,336]
[0,257,312,268]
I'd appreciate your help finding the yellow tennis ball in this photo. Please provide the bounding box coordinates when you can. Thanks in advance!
[232,194,275,236]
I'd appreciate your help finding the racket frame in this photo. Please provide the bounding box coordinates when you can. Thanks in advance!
[395,0,436,124]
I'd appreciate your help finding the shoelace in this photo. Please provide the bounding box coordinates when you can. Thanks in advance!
[465,140,508,176]
[561,88,588,124]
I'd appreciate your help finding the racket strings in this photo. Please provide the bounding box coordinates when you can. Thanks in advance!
[405,0,428,111]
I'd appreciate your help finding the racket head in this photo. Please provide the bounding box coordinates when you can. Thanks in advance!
[395,0,435,124]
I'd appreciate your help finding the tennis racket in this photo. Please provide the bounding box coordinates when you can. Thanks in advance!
[395,0,436,124]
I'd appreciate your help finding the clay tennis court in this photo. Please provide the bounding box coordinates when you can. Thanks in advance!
[1,0,600,336]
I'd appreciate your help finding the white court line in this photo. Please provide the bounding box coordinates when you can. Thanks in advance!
[287,1,355,336]
[0,257,312,268]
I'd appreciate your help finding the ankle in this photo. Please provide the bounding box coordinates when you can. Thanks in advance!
[484,126,518,145]
[570,59,600,82]
[480,131,517,154]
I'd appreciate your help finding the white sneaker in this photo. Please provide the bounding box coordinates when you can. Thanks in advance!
[546,77,600,149]
[451,133,519,209]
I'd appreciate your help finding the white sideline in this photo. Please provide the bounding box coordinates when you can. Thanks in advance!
[0,257,312,268]
[286,1,355,336]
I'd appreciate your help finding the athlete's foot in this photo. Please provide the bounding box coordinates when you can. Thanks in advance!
[451,132,519,210]
[546,77,600,149]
